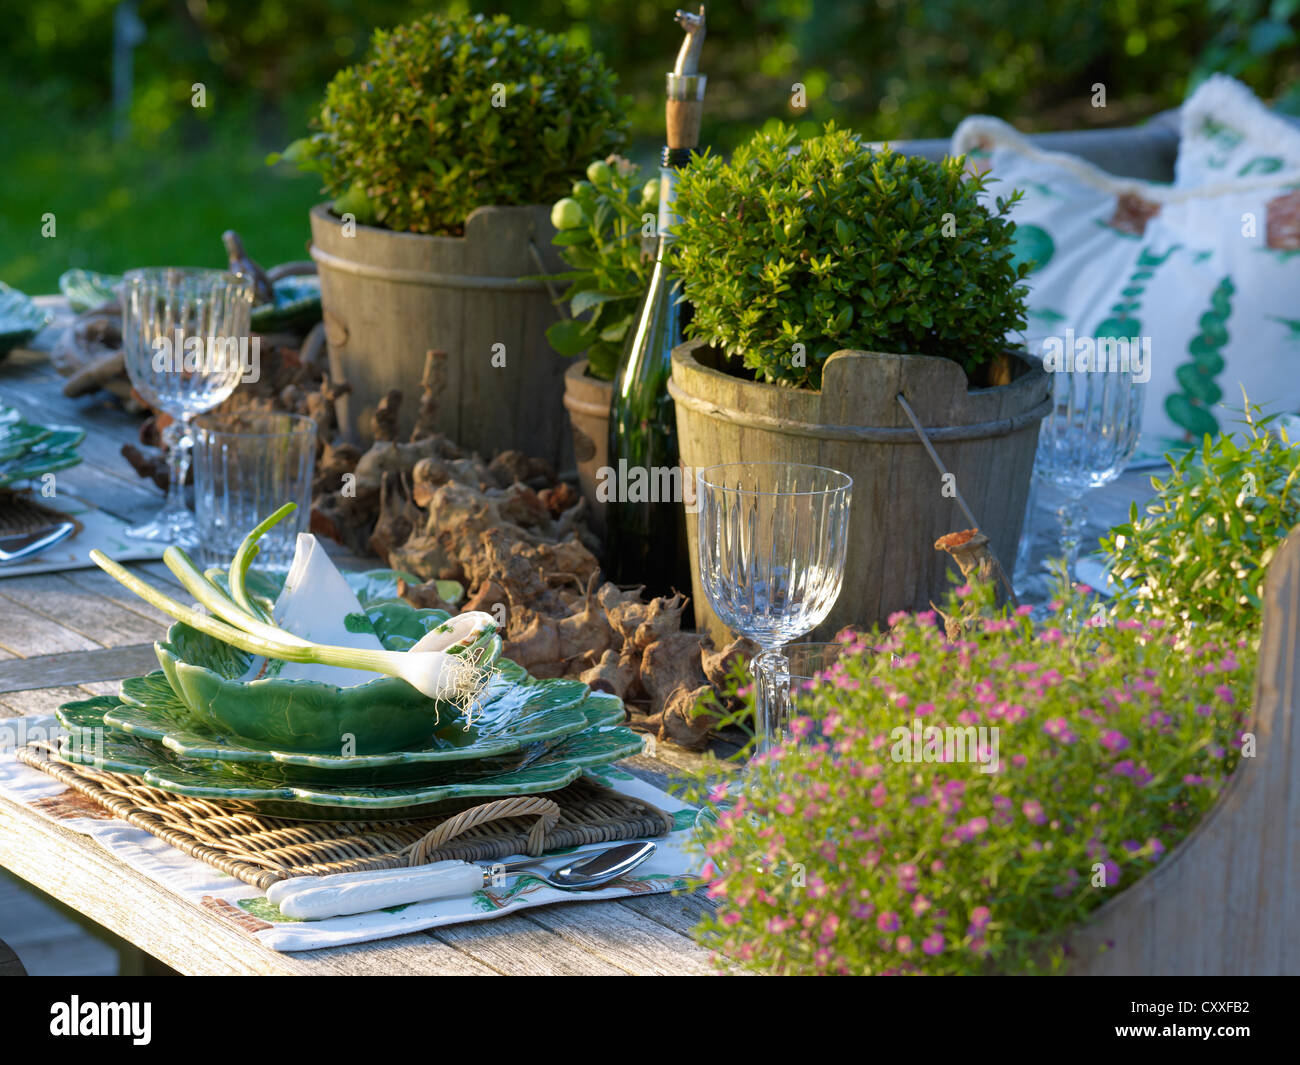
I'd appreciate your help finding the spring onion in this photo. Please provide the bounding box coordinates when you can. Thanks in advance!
[87,510,497,707]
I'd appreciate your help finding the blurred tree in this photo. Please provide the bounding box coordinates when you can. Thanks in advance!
[3,0,1296,147]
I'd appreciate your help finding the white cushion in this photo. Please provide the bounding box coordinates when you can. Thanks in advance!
[951,76,1300,456]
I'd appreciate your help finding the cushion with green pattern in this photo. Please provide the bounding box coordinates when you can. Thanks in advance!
[952,74,1300,457]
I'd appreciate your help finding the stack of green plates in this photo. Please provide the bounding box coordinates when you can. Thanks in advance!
[0,283,52,360]
[58,269,322,334]
[0,404,84,487]
[56,572,642,820]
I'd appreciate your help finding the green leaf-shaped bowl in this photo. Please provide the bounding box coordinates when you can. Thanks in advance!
[154,596,507,755]
[56,695,643,821]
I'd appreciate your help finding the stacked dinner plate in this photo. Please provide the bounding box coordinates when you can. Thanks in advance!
[0,283,52,361]
[56,570,642,821]
[59,268,322,334]
[0,404,84,488]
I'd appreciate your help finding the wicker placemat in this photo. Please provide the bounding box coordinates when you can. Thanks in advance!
[0,490,83,537]
[16,743,674,891]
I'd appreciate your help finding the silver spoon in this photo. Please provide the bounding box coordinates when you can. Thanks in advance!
[275,841,658,920]
[0,521,75,564]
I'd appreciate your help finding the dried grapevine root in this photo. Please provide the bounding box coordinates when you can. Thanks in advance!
[107,336,753,748]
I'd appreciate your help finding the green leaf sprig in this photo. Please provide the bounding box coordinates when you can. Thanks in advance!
[1102,400,1300,637]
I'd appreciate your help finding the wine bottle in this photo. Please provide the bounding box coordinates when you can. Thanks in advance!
[604,8,707,596]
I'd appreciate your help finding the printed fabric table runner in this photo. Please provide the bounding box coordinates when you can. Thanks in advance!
[0,715,704,953]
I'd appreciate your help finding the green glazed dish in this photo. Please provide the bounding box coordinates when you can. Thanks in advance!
[57,269,120,313]
[57,269,321,334]
[0,283,51,359]
[56,695,643,821]
[0,404,84,486]
[154,597,507,754]
[83,662,607,785]
[250,274,322,333]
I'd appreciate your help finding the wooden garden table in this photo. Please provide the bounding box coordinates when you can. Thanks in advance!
[0,312,1159,975]
[0,333,726,975]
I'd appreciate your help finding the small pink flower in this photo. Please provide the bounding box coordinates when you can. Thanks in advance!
[895,935,914,955]
[922,933,945,956]
[876,911,900,933]
[969,905,992,931]
[1100,730,1129,753]
[1043,717,1076,744]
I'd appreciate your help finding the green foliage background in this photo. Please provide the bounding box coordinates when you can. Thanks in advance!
[3,0,1298,291]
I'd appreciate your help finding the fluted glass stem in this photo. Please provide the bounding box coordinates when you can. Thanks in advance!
[1055,492,1087,581]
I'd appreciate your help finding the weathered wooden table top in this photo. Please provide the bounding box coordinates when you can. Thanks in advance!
[0,339,725,976]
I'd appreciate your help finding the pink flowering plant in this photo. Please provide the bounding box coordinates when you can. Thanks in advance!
[685,583,1255,975]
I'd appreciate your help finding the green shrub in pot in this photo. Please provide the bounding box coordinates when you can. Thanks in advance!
[686,584,1255,975]
[274,12,630,461]
[672,122,1030,388]
[668,121,1046,640]
[279,12,628,234]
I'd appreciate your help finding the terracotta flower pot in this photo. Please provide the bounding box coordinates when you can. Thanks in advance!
[562,359,613,535]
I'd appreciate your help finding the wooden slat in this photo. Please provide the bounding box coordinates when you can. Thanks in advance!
[429,913,629,975]
[618,891,718,940]
[0,574,167,647]
[50,565,179,624]
[289,933,499,976]
[0,645,158,695]
[522,897,718,975]
[0,685,96,717]
[0,601,97,657]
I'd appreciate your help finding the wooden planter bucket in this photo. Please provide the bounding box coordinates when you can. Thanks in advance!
[309,203,571,467]
[562,359,613,536]
[669,339,1051,643]
[1065,527,1300,975]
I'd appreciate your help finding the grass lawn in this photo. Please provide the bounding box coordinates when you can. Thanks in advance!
[1,105,323,296]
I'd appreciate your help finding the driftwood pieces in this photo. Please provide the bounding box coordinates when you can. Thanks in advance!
[304,378,750,748]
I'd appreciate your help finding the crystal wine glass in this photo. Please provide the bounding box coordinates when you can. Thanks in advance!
[1034,366,1144,581]
[696,463,852,750]
[120,268,254,544]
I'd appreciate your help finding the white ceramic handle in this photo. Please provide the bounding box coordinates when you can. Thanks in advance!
[266,860,466,906]
[277,862,487,919]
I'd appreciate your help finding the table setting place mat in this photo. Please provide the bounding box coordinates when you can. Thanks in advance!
[0,491,164,577]
[0,714,703,952]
